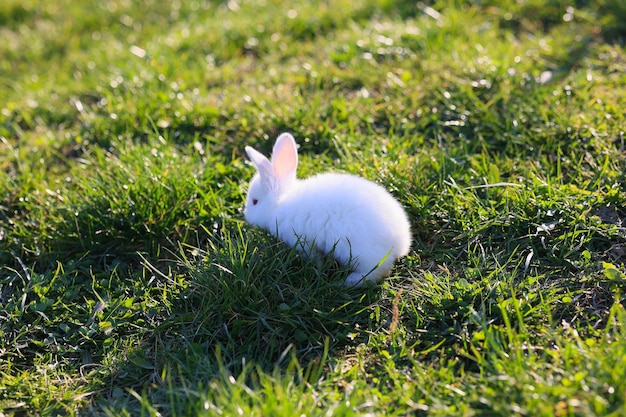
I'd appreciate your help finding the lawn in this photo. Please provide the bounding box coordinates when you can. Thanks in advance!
[1,0,625,415]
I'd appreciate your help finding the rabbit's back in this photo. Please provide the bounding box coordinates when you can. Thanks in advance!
[275,173,411,269]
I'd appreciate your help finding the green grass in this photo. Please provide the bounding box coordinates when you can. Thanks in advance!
[1,0,625,415]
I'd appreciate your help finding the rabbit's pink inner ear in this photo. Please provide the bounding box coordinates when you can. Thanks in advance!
[271,133,298,179]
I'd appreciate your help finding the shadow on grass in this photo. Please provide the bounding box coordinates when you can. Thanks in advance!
[169,226,380,364]
[89,222,386,414]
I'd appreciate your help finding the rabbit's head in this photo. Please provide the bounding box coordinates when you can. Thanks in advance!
[244,133,298,229]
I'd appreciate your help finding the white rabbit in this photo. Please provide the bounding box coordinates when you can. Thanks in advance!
[244,132,411,287]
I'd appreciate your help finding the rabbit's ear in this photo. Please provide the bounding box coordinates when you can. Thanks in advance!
[271,133,298,180]
[246,146,274,180]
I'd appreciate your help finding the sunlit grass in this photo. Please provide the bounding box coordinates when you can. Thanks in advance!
[1,0,625,415]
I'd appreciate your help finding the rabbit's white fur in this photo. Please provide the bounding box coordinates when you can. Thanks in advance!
[244,133,411,287]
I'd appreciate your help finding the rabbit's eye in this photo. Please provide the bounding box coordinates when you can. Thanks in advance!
[252,199,258,205]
